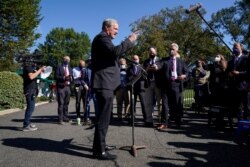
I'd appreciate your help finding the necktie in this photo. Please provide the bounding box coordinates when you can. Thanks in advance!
[133,66,137,75]
[64,66,70,85]
[81,68,84,79]
[234,57,239,69]
[64,66,69,76]
[171,57,176,80]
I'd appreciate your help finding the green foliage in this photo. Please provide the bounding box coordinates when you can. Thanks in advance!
[211,0,250,47]
[36,96,49,102]
[39,27,91,67]
[0,0,42,71]
[0,71,24,110]
[130,6,230,63]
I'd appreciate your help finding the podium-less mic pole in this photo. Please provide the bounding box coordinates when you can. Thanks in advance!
[119,58,146,157]
[186,3,232,53]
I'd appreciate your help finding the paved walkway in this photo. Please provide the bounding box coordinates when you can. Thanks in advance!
[0,99,250,167]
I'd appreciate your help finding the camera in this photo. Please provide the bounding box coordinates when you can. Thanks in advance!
[16,50,45,67]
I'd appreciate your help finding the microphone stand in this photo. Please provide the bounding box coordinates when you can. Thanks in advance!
[119,58,147,157]
[194,9,232,53]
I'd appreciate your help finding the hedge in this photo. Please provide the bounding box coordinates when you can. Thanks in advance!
[0,71,25,110]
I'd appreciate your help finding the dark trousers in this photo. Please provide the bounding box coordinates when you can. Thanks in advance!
[57,86,71,121]
[229,88,249,120]
[134,90,146,117]
[23,92,36,127]
[93,89,114,154]
[143,82,161,123]
[75,85,87,118]
[161,84,183,125]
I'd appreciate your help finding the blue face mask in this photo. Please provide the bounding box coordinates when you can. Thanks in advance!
[233,48,241,56]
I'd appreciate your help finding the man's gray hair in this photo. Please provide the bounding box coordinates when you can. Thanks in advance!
[102,18,118,30]
[171,43,179,51]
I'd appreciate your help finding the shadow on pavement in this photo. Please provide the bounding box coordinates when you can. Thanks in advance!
[1,137,94,159]
[148,141,250,167]
[0,126,21,131]
[11,115,59,124]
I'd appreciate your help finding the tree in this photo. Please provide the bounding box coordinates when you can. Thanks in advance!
[0,0,42,71]
[39,27,91,67]
[211,0,250,48]
[129,6,229,64]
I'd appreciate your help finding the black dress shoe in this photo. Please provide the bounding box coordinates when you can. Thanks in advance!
[105,145,116,151]
[95,151,117,160]
[144,122,154,127]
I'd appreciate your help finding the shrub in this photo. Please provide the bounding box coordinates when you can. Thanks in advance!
[0,71,25,110]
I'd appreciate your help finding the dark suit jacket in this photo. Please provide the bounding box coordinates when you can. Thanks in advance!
[160,56,188,92]
[143,56,162,88]
[227,54,248,87]
[127,64,147,93]
[54,64,73,88]
[91,31,134,90]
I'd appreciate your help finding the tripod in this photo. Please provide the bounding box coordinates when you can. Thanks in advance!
[120,63,147,157]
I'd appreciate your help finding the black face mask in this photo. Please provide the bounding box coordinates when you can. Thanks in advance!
[233,48,241,56]
[63,61,69,66]
[150,54,155,58]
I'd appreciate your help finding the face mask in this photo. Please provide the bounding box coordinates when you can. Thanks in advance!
[196,62,201,67]
[63,60,69,65]
[214,56,221,62]
[134,60,139,63]
[150,54,155,58]
[121,64,126,69]
[233,48,241,56]
[170,50,176,56]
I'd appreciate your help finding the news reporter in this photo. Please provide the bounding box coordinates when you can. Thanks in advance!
[91,18,137,160]
[22,64,46,131]
[54,56,73,124]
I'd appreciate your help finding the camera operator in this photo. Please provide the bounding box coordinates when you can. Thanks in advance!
[22,64,46,131]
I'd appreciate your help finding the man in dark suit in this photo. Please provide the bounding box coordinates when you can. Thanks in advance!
[54,56,73,124]
[157,43,187,130]
[91,18,137,160]
[227,43,248,120]
[126,55,147,119]
[143,47,162,127]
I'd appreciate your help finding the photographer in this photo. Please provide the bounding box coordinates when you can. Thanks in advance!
[22,64,46,131]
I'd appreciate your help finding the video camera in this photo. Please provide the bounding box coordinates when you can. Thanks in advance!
[16,49,45,67]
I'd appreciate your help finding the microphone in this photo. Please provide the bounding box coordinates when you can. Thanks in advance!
[124,57,139,65]
[186,3,202,13]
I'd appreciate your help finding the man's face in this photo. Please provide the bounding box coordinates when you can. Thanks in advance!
[79,61,85,68]
[133,56,139,63]
[149,48,157,57]
[107,23,119,39]
[170,46,178,56]
[233,44,242,56]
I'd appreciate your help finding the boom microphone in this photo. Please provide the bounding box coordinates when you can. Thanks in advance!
[186,3,202,13]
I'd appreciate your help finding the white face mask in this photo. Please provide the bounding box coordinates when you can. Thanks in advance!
[214,56,221,62]
[134,60,139,63]
[121,64,126,69]
[170,50,175,56]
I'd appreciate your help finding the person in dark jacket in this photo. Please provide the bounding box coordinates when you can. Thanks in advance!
[54,56,73,124]
[227,43,249,120]
[143,47,162,127]
[91,18,137,160]
[157,43,188,130]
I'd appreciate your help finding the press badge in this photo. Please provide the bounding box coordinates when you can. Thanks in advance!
[171,72,177,79]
